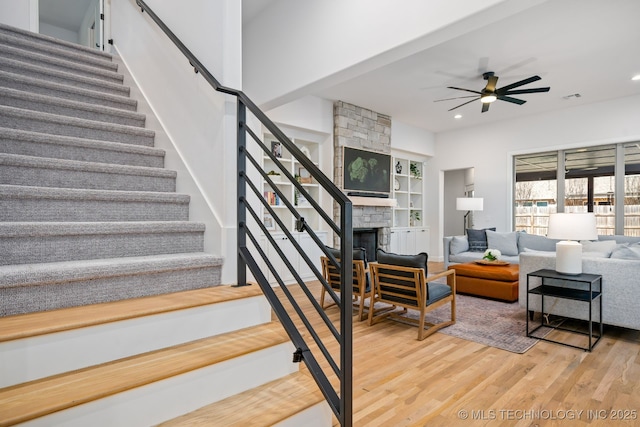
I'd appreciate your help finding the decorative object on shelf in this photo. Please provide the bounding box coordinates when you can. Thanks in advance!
[546,212,598,275]
[393,178,400,191]
[298,145,311,159]
[456,197,484,232]
[409,162,421,178]
[409,210,421,226]
[263,213,275,230]
[395,161,402,174]
[298,167,312,184]
[482,248,502,261]
[266,170,281,182]
[271,141,282,158]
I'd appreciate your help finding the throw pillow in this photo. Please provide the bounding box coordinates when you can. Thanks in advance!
[466,227,496,252]
[450,235,469,255]
[485,230,519,256]
[518,232,559,252]
[580,239,617,256]
[610,243,640,260]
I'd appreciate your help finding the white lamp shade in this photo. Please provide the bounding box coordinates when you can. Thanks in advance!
[547,213,598,275]
[456,197,484,211]
[547,213,598,241]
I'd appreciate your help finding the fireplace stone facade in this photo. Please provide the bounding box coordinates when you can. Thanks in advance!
[333,101,393,251]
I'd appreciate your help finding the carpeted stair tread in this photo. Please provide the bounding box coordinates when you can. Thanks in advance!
[0,284,258,343]
[0,153,176,192]
[0,32,118,72]
[0,253,223,316]
[0,321,288,426]
[0,220,205,237]
[0,22,112,61]
[0,56,129,96]
[0,185,190,222]
[0,43,123,83]
[0,127,164,167]
[0,252,222,290]
[0,87,145,127]
[0,106,154,145]
[160,372,323,427]
[0,70,137,111]
[0,153,174,178]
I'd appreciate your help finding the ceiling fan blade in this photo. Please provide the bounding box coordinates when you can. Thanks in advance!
[485,75,499,92]
[448,97,480,111]
[497,75,541,92]
[497,95,526,105]
[501,87,550,95]
[481,102,490,113]
[447,86,482,95]
[434,95,479,102]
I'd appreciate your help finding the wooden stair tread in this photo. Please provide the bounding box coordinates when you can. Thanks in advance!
[0,284,263,342]
[0,321,288,426]
[159,372,324,427]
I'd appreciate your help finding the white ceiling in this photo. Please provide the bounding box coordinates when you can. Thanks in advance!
[245,0,640,134]
[41,1,640,135]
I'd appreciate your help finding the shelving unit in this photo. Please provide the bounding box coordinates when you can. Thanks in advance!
[391,157,424,228]
[262,133,321,232]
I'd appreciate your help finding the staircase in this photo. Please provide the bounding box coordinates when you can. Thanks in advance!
[0,23,330,426]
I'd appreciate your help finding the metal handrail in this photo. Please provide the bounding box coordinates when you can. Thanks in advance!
[135,2,353,425]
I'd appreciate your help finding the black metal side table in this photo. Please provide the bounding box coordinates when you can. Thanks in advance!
[526,268,602,351]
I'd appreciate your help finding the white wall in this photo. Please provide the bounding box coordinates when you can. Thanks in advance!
[78,0,99,48]
[242,0,544,109]
[39,22,79,43]
[110,0,242,283]
[428,94,640,260]
[0,0,38,31]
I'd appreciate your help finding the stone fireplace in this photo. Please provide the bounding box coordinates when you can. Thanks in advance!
[333,101,393,255]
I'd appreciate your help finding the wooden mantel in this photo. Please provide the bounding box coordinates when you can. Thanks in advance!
[348,196,397,207]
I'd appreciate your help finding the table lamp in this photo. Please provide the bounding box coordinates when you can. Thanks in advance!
[456,197,484,232]
[546,213,598,275]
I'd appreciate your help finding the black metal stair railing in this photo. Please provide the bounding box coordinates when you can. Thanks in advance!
[135,2,353,425]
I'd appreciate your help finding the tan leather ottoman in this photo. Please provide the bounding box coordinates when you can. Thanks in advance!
[450,262,519,302]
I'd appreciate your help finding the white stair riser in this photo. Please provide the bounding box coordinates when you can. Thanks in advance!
[19,344,298,427]
[0,295,271,388]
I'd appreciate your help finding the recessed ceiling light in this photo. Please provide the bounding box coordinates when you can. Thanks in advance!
[632,74,640,81]
[454,114,462,119]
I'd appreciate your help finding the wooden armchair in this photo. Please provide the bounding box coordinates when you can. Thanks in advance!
[368,249,456,341]
[320,247,371,321]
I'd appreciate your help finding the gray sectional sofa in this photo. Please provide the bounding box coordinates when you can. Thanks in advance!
[443,230,560,269]
[443,230,640,330]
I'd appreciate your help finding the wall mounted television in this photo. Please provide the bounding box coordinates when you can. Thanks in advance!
[342,147,391,196]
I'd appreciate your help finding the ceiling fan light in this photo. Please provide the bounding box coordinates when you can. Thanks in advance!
[480,94,497,103]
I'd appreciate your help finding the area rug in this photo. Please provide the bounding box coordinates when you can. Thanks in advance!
[391,294,551,354]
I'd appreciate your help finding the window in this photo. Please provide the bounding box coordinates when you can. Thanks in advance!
[514,142,640,236]
[514,151,557,235]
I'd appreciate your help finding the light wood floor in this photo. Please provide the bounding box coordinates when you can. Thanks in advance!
[278,262,640,426]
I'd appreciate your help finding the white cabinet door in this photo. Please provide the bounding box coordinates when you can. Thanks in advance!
[265,233,297,284]
[297,231,328,282]
[412,227,430,254]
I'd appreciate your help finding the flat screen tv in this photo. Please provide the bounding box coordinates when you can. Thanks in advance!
[343,147,391,195]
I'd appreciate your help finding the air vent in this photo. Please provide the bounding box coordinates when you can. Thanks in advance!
[562,93,582,100]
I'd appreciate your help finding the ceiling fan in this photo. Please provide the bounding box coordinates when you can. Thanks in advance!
[435,71,550,113]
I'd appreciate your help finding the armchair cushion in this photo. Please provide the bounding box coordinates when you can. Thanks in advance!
[427,282,453,304]
[376,248,428,273]
[325,245,368,267]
